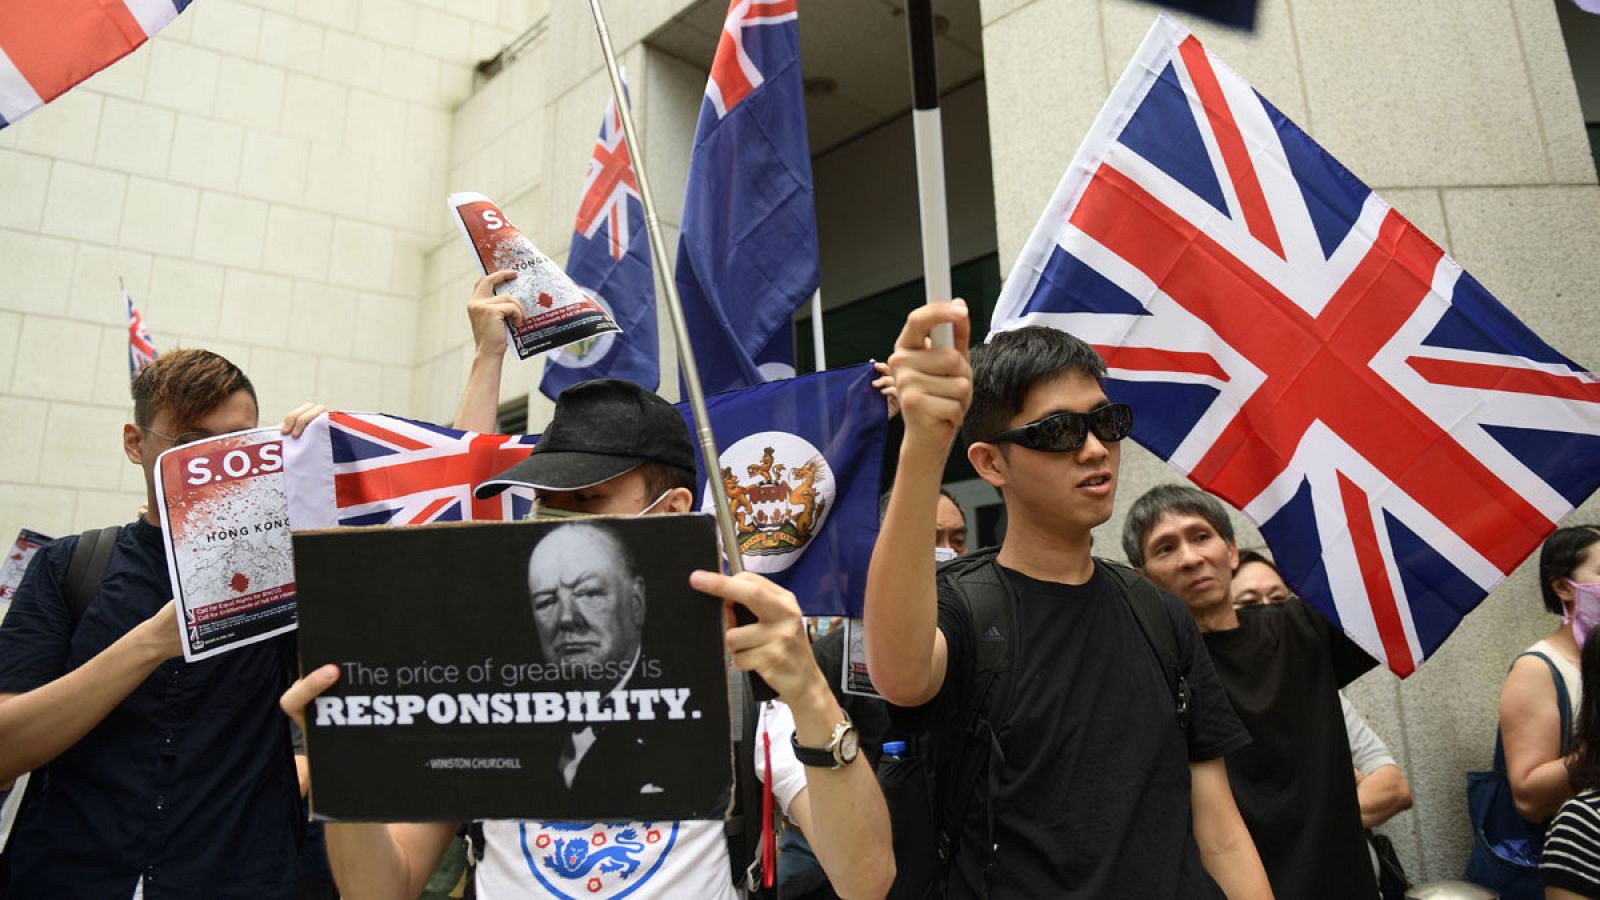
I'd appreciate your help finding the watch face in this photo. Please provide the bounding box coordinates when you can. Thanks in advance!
[837,726,860,765]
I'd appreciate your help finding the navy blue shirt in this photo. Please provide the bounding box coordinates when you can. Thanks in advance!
[0,519,300,899]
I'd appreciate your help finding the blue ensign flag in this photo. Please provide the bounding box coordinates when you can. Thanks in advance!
[676,363,886,617]
[674,0,819,393]
[540,82,659,399]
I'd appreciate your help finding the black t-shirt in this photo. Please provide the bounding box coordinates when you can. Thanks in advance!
[0,520,300,899]
[1202,599,1379,900]
[914,564,1249,898]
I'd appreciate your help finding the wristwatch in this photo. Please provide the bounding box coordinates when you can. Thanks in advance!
[790,715,859,769]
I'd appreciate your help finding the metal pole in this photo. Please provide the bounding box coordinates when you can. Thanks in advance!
[587,0,743,575]
[906,0,954,349]
[808,290,826,371]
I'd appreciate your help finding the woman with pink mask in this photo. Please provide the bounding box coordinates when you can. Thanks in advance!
[1468,526,1600,896]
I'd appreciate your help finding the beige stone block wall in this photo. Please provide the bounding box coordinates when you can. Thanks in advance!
[0,0,529,543]
[986,0,1600,882]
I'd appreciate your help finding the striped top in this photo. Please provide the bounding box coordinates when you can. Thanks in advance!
[1543,789,1600,897]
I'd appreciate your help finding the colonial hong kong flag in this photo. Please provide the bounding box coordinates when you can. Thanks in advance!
[674,0,819,393]
[0,0,190,130]
[282,412,539,532]
[991,16,1600,676]
[126,289,158,379]
[680,363,886,617]
[540,77,659,401]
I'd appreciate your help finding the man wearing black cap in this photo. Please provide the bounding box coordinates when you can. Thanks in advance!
[471,376,699,519]
[276,273,893,899]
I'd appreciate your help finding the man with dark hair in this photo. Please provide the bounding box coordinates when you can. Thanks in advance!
[274,272,895,899]
[1231,549,1291,608]
[1123,482,1379,899]
[878,487,967,559]
[0,349,311,898]
[866,303,1269,898]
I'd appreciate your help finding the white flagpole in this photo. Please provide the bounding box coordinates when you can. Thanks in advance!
[586,0,743,576]
[906,0,954,349]
[808,290,827,371]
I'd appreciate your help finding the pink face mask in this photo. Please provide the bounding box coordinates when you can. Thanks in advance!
[1564,580,1600,650]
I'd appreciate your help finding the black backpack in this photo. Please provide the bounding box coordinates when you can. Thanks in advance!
[0,526,123,890]
[881,549,1190,898]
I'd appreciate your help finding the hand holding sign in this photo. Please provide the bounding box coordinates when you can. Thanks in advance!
[693,569,828,709]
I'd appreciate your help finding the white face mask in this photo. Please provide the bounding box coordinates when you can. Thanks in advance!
[934,546,959,563]
[636,489,674,517]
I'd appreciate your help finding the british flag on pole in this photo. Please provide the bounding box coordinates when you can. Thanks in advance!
[282,413,539,532]
[125,288,158,379]
[539,76,659,400]
[991,15,1600,676]
[0,0,190,130]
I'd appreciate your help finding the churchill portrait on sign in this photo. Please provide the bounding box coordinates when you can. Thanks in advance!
[294,514,731,823]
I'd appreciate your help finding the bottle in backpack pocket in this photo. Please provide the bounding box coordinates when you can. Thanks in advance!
[878,738,944,899]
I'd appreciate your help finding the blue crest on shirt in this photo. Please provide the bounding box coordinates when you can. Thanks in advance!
[520,821,679,899]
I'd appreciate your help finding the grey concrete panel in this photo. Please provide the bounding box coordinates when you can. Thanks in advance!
[981,0,1107,271]
[1289,0,1549,187]
[1443,185,1600,367]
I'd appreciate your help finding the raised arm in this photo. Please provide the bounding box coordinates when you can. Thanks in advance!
[863,302,970,706]
[696,570,895,899]
[1190,757,1273,899]
[453,270,522,432]
[1500,653,1575,822]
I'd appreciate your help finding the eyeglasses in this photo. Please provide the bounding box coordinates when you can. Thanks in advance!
[140,426,212,447]
[985,403,1134,453]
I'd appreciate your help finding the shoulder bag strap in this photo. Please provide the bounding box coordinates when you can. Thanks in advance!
[62,526,121,632]
[1494,651,1573,772]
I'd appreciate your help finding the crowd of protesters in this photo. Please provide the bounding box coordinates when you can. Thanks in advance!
[0,279,1596,900]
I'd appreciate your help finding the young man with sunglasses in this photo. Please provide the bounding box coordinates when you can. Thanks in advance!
[1121,483,1378,899]
[866,304,1269,898]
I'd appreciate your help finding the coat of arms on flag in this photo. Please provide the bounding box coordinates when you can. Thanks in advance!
[683,364,887,617]
[991,15,1600,676]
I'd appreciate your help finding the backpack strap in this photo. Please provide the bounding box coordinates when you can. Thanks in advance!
[933,548,1019,885]
[61,526,121,632]
[1493,651,1573,773]
[1095,558,1190,731]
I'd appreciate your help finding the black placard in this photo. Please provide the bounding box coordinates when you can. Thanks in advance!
[294,514,731,822]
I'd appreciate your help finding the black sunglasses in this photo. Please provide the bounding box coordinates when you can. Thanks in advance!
[985,403,1134,453]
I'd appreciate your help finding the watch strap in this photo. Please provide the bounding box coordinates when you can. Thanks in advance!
[790,729,842,768]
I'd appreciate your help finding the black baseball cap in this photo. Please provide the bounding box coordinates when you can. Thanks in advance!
[474,379,695,497]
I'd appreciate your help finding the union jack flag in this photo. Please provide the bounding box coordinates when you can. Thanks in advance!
[282,412,539,532]
[573,83,638,262]
[540,76,659,399]
[0,0,190,130]
[126,289,158,378]
[991,16,1600,676]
